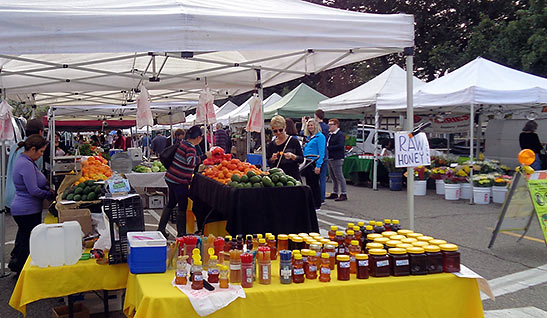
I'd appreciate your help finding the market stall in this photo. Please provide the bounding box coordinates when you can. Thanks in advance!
[190,173,319,235]
[342,155,390,186]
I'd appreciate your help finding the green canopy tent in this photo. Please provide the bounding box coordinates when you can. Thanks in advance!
[264,83,359,120]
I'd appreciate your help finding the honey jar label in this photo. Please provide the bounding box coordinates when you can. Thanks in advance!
[194,274,203,281]
[294,268,305,275]
[339,261,350,268]
[230,264,241,270]
[377,260,389,267]
[395,259,409,266]
[281,268,292,279]
[309,265,317,272]
[358,260,369,267]
[262,266,269,279]
[320,267,331,274]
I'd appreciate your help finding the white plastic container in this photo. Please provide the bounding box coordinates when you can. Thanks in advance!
[30,221,83,267]
[473,187,491,205]
[414,180,427,196]
[435,179,445,195]
[460,183,472,200]
[444,183,461,200]
[492,186,508,204]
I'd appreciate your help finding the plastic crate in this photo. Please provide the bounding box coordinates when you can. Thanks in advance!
[103,195,145,264]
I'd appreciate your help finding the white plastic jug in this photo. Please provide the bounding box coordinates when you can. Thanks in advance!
[30,221,83,267]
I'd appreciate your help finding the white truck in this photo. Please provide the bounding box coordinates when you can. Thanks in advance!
[353,124,395,154]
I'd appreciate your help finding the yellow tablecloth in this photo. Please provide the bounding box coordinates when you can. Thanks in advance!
[124,263,483,318]
[9,255,129,316]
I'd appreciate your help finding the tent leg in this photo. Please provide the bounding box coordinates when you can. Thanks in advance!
[50,108,56,188]
[0,140,10,277]
[373,109,379,191]
[476,111,482,161]
[405,52,415,231]
[146,126,150,161]
[469,104,475,204]
[256,69,267,171]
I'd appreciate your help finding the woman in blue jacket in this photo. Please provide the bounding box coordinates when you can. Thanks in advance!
[302,119,325,209]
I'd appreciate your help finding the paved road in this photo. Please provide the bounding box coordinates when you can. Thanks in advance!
[1,181,546,317]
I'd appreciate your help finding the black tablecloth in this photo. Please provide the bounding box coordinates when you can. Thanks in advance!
[189,173,319,235]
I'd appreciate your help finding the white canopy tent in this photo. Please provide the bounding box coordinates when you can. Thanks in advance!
[217,93,282,125]
[320,64,425,190]
[0,1,418,247]
[215,101,238,119]
[376,57,547,203]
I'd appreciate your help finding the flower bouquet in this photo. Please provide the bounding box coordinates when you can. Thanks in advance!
[472,174,493,187]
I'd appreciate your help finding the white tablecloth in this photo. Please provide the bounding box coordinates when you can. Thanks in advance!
[125,172,167,188]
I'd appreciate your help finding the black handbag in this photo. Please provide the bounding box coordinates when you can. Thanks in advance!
[159,143,178,169]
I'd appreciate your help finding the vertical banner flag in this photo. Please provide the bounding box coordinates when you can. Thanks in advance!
[196,88,216,124]
[136,86,153,129]
[394,132,431,167]
[246,94,263,132]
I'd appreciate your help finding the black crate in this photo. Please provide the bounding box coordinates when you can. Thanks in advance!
[103,196,145,264]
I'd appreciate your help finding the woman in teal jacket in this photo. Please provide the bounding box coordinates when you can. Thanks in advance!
[302,119,325,209]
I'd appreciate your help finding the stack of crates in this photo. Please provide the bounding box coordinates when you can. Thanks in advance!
[103,195,145,264]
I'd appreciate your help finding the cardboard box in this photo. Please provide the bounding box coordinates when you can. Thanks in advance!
[144,192,164,209]
[52,303,90,318]
[58,209,92,235]
[65,290,124,314]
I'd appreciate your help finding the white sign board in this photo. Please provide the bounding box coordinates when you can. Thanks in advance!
[415,114,470,133]
[394,132,431,167]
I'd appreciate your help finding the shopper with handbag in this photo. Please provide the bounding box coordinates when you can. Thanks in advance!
[158,126,208,238]
[266,116,304,180]
[302,119,326,209]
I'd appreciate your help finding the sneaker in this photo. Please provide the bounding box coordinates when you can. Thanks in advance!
[335,194,347,201]
[326,193,338,200]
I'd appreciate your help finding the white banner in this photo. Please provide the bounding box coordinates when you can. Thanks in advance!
[394,132,431,167]
[414,114,470,133]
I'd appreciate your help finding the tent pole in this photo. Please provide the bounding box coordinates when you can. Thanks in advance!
[361,115,365,153]
[169,107,173,144]
[146,126,150,160]
[475,110,481,161]
[0,139,10,277]
[469,103,475,204]
[50,107,56,188]
[405,50,415,231]
[256,69,267,170]
[373,109,379,191]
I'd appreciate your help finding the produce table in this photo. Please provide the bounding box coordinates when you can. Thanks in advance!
[9,254,129,316]
[125,172,167,188]
[342,155,389,185]
[123,262,484,318]
[190,173,319,235]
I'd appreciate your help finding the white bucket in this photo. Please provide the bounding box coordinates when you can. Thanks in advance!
[492,186,508,204]
[473,187,491,205]
[414,180,427,196]
[435,179,445,195]
[460,183,472,199]
[444,183,461,200]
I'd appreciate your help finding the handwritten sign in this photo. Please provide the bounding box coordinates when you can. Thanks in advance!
[394,132,431,168]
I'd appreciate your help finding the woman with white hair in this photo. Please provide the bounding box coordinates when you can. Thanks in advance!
[266,115,304,180]
[302,119,326,209]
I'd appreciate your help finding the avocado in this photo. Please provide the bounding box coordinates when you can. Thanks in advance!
[287,181,295,187]
[87,192,97,201]
[74,187,83,195]
[271,174,280,183]
[66,194,75,201]
[249,176,261,184]
[279,176,288,184]
[276,182,284,187]
[231,174,241,182]
[262,176,273,187]
[73,194,82,201]
[269,168,281,174]
[244,182,252,188]
[252,182,263,188]
[246,171,256,178]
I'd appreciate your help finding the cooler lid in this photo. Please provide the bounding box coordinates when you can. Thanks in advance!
[127,231,166,247]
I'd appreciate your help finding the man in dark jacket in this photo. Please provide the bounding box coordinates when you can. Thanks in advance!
[326,119,347,201]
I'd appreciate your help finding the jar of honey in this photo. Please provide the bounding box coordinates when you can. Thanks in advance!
[279,250,292,284]
[407,247,427,275]
[278,234,289,251]
[429,239,447,246]
[323,242,336,269]
[293,236,304,250]
[365,242,384,254]
[412,241,428,248]
[373,221,385,233]
[401,237,417,244]
[388,248,410,276]
[395,243,413,251]
[355,254,369,279]
[293,254,305,283]
[391,220,402,232]
[319,253,331,282]
[373,237,389,248]
[397,229,413,236]
[366,233,382,244]
[328,226,338,240]
[363,225,375,239]
[385,240,402,249]
[334,231,347,255]
[348,240,361,274]
[407,232,423,239]
[390,235,406,241]
[336,255,351,281]
[425,245,443,274]
[381,231,397,238]
[440,244,460,273]
[368,249,390,277]
[417,236,434,243]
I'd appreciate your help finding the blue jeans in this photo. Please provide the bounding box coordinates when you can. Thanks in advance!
[320,164,327,201]
[531,154,541,170]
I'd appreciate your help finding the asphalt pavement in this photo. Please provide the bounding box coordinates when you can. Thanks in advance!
[1,181,546,317]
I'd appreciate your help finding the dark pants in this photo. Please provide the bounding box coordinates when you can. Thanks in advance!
[302,164,321,209]
[159,182,189,237]
[10,212,42,272]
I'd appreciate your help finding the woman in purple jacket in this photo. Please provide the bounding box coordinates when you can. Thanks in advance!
[8,135,55,273]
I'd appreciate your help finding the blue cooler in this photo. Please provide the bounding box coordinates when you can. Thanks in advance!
[127,231,167,274]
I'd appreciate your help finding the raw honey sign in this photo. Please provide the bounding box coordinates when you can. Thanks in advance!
[489,171,547,248]
[394,132,431,168]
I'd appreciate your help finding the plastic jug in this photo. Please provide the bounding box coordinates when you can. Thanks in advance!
[30,221,83,267]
